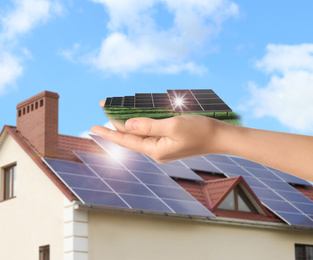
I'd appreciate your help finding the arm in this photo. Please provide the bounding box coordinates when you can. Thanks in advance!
[91,115,313,182]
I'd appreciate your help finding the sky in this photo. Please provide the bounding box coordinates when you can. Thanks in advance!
[1,0,313,137]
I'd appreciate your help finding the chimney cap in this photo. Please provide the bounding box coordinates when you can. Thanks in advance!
[16,90,59,109]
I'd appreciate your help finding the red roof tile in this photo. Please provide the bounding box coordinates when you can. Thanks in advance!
[204,177,239,209]
[295,185,313,202]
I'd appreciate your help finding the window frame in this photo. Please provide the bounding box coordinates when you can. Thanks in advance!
[295,244,313,260]
[217,186,257,213]
[39,245,50,260]
[1,164,16,202]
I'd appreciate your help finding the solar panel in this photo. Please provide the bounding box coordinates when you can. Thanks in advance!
[268,168,311,185]
[201,104,231,111]
[190,89,215,94]
[155,162,204,181]
[203,154,237,165]
[58,173,111,191]
[275,212,313,227]
[111,97,123,106]
[132,171,179,187]
[44,156,214,217]
[181,158,223,174]
[44,158,97,177]
[105,98,112,106]
[73,189,129,208]
[244,168,282,181]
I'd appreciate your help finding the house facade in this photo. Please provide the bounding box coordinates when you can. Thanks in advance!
[0,91,313,260]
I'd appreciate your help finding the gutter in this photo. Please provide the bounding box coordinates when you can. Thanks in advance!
[74,202,313,233]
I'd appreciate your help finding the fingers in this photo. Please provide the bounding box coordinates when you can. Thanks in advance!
[125,117,171,137]
[90,125,155,154]
[100,99,106,107]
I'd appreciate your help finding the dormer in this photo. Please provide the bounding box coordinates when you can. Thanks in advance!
[203,176,274,220]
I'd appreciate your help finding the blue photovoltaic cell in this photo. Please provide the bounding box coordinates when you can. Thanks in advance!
[122,159,164,174]
[163,199,214,217]
[162,160,187,167]
[244,168,282,181]
[156,163,203,181]
[275,190,313,204]
[132,171,179,187]
[261,199,301,214]
[268,168,311,185]
[120,194,172,213]
[58,173,111,191]
[260,179,297,192]
[89,165,140,183]
[105,179,156,197]
[73,188,129,208]
[250,187,284,201]
[230,157,265,169]
[240,176,267,189]
[181,158,222,174]
[44,158,96,177]
[212,162,252,177]
[275,212,313,227]
[74,151,124,169]
[203,155,237,165]
[147,184,196,201]
[292,203,313,215]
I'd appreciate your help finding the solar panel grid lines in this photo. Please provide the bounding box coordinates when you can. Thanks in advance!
[180,157,223,176]
[74,151,176,213]
[105,98,112,106]
[266,167,311,186]
[188,89,205,111]
[89,135,215,217]
[42,157,132,209]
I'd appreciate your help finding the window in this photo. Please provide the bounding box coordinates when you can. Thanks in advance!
[39,245,50,260]
[218,186,257,213]
[1,165,16,201]
[295,244,313,260]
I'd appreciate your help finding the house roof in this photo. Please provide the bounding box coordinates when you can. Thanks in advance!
[2,124,313,227]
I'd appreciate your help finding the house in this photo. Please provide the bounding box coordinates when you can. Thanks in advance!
[0,90,313,260]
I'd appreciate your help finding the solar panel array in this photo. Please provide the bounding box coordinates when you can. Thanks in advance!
[42,133,313,228]
[104,89,232,112]
[43,149,213,218]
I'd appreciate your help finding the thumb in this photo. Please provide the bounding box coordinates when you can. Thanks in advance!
[125,117,168,137]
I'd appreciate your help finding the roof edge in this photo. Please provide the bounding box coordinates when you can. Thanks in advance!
[3,125,76,202]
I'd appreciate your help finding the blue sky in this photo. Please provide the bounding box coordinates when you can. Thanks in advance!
[1,0,313,137]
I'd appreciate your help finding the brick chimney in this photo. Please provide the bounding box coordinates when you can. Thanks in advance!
[16,91,59,158]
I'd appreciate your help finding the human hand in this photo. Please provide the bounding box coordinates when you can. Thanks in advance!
[91,113,228,164]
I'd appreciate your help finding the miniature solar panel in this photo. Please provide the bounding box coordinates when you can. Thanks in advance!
[111,97,123,106]
[105,98,112,106]
[190,89,215,94]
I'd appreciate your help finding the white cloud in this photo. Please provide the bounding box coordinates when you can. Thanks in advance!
[0,0,63,95]
[80,130,92,139]
[85,0,238,75]
[246,44,313,133]
[0,51,23,95]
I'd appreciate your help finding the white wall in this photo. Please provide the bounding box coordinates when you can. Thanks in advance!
[0,133,65,259]
[88,211,313,260]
